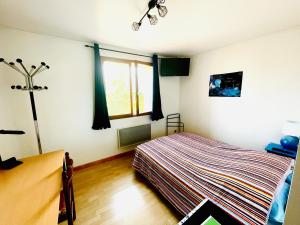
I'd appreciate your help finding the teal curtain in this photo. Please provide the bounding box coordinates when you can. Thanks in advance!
[151,54,164,121]
[92,43,111,130]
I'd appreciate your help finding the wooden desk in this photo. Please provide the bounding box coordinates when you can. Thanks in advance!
[0,150,64,225]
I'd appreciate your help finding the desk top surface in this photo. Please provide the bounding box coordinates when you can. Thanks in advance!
[0,150,64,225]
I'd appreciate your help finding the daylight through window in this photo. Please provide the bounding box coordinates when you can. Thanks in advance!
[102,58,153,119]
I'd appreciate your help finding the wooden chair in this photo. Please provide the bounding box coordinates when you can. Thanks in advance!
[58,152,76,225]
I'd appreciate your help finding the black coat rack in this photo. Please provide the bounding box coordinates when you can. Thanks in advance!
[0,58,50,154]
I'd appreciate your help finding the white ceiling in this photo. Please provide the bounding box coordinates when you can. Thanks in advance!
[0,0,300,56]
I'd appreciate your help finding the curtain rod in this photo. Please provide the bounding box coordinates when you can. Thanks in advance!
[84,45,155,59]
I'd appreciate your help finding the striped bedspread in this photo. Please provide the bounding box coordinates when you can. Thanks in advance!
[132,132,293,225]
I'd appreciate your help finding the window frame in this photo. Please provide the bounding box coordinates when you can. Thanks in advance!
[101,57,153,120]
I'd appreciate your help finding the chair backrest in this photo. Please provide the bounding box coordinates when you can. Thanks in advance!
[64,152,73,182]
[61,152,76,225]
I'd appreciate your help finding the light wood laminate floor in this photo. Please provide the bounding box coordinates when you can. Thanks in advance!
[62,153,182,225]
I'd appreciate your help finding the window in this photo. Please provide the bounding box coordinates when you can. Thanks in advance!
[102,57,153,119]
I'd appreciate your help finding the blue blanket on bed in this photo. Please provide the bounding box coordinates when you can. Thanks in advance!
[268,173,293,225]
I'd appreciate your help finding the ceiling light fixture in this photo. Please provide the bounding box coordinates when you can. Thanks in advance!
[156,4,168,17]
[147,14,158,25]
[132,0,168,31]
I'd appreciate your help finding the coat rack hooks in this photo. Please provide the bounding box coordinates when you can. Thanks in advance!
[0,57,50,154]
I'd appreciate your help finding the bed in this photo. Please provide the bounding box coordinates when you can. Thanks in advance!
[132,132,293,225]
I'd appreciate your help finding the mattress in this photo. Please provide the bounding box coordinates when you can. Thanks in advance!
[132,132,292,225]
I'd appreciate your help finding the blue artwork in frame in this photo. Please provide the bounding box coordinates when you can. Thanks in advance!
[209,71,243,97]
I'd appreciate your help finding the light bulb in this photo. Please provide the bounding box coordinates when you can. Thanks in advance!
[132,22,141,31]
[147,14,158,25]
[157,5,168,17]
[157,0,165,4]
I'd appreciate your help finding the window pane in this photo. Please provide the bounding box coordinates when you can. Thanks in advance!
[137,64,153,114]
[103,61,131,116]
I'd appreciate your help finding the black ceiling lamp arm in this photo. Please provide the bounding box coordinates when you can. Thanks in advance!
[139,8,152,24]
[138,0,157,24]
[148,0,158,9]
[132,0,167,31]
[139,0,158,23]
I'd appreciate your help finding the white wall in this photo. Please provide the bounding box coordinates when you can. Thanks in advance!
[2,25,300,166]
[0,26,180,166]
[180,27,300,150]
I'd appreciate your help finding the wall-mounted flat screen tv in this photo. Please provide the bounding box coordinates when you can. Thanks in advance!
[160,58,190,76]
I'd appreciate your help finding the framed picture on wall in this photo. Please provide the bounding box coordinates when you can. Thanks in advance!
[209,71,243,97]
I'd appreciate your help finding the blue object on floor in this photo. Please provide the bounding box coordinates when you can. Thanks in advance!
[265,143,297,159]
[280,135,299,151]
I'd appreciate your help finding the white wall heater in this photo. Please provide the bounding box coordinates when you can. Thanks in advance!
[118,124,151,148]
